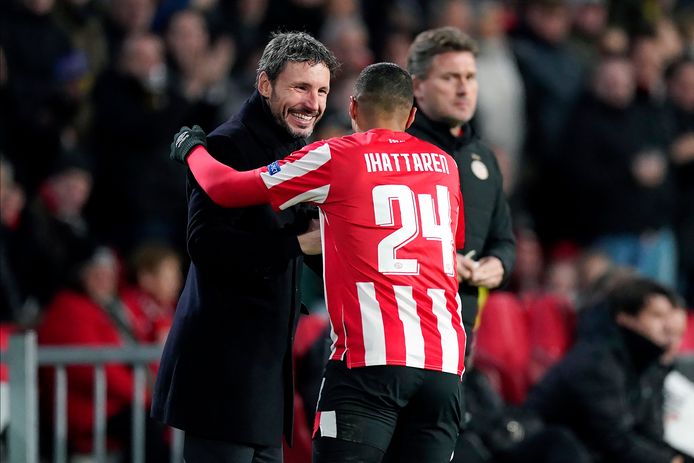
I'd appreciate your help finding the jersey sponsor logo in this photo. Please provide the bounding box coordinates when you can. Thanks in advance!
[267,161,281,175]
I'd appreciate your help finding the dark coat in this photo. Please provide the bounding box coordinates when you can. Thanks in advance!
[407,112,516,331]
[561,94,675,242]
[525,321,678,463]
[152,91,313,446]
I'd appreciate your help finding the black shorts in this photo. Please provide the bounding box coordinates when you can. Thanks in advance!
[313,360,463,462]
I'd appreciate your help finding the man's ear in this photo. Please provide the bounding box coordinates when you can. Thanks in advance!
[412,75,424,101]
[258,71,272,98]
[405,106,417,129]
[615,312,633,329]
[348,96,357,121]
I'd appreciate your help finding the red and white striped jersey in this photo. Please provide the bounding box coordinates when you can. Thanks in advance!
[258,129,467,375]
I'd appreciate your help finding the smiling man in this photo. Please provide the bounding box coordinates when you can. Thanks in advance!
[151,32,338,463]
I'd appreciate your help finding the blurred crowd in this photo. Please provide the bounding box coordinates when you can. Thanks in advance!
[1,0,694,461]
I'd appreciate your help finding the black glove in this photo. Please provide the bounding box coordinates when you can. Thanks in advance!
[170,125,207,164]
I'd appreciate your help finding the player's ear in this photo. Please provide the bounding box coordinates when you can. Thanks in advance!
[258,71,272,98]
[348,95,358,121]
[405,106,417,129]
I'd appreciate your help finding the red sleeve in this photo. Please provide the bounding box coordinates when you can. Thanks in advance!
[187,145,270,207]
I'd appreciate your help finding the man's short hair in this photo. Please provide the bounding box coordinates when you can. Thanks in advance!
[256,31,340,84]
[607,277,677,317]
[353,63,414,115]
[407,27,479,79]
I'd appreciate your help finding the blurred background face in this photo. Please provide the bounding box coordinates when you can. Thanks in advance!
[526,3,571,44]
[413,51,478,131]
[593,58,635,108]
[166,10,209,70]
[21,0,54,15]
[47,168,92,217]
[109,0,155,34]
[631,37,664,90]
[476,1,506,39]
[138,256,182,306]
[80,250,118,305]
[259,61,330,138]
[571,2,607,38]
[119,34,167,91]
[669,61,694,111]
[616,294,675,348]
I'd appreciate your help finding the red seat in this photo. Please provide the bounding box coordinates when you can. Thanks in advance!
[524,294,576,386]
[0,324,17,383]
[473,292,530,404]
[679,310,694,354]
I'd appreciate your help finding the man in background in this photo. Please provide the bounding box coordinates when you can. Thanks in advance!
[406,26,515,355]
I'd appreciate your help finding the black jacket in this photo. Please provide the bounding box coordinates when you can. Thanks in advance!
[407,112,516,330]
[525,321,678,463]
[152,91,313,446]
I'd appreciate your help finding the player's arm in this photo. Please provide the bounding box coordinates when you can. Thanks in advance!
[186,145,269,208]
[170,125,270,207]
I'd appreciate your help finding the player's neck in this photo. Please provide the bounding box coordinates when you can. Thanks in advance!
[357,118,407,133]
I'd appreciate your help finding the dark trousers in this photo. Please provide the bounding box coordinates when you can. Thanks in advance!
[183,434,282,463]
[314,361,463,463]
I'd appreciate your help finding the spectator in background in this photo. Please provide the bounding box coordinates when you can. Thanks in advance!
[88,32,193,253]
[164,8,236,131]
[511,0,585,243]
[102,0,156,59]
[0,156,30,323]
[562,55,677,286]
[0,0,78,193]
[665,57,694,306]
[526,277,686,463]
[122,242,182,344]
[54,0,110,89]
[151,32,337,463]
[15,152,95,309]
[472,0,526,195]
[406,26,516,356]
[37,244,168,462]
[567,0,609,74]
[320,16,373,129]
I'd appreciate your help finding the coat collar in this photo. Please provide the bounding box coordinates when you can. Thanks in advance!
[238,90,305,151]
[614,325,666,375]
[409,107,476,152]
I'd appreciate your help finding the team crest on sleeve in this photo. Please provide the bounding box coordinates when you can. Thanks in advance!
[267,161,281,175]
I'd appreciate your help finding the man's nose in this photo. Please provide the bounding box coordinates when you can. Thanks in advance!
[303,90,320,111]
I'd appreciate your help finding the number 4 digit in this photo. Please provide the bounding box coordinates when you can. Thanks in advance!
[419,185,455,276]
[372,184,454,276]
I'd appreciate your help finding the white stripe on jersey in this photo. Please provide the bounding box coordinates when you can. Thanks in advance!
[429,288,459,374]
[356,282,387,366]
[260,142,331,188]
[277,184,330,210]
[394,285,425,369]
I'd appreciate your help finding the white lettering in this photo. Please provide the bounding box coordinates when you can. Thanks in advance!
[411,153,423,172]
[381,153,393,172]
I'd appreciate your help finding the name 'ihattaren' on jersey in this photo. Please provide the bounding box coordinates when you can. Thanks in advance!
[363,152,451,174]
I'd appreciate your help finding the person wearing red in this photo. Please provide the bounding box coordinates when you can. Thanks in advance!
[171,63,467,463]
[37,245,166,460]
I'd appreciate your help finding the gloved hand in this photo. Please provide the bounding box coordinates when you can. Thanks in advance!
[170,125,207,164]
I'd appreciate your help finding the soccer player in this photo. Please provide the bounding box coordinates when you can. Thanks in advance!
[171,63,467,463]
